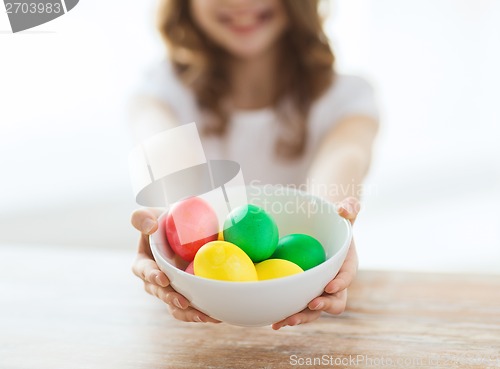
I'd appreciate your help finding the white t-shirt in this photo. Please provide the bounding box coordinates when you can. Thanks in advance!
[136,61,378,187]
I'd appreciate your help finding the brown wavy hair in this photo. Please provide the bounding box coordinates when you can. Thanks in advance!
[157,0,334,158]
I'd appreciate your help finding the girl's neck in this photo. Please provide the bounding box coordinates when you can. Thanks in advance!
[228,46,279,110]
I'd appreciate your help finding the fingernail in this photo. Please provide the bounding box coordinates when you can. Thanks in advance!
[194,316,203,323]
[326,287,336,294]
[314,302,324,310]
[142,219,155,234]
[173,298,182,309]
[149,272,158,283]
[155,274,163,286]
[326,284,338,294]
[156,274,168,287]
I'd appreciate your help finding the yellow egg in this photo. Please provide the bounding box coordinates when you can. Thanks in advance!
[255,259,304,281]
[217,231,224,241]
[194,241,258,282]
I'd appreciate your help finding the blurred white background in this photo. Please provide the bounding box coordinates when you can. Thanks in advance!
[1,0,499,273]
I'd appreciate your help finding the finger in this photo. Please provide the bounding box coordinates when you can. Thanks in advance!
[143,282,221,323]
[168,305,221,323]
[271,309,322,330]
[155,271,170,287]
[143,282,190,309]
[308,289,347,315]
[271,309,321,330]
[325,241,358,294]
[133,234,171,285]
[131,208,162,235]
[337,197,360,224]
[132,255,170,287]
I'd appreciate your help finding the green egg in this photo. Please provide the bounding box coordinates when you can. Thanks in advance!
[223,204,279,262]
[272,234,326,271]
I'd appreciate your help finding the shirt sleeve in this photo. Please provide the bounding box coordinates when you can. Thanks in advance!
[319,74,378,120]
[132,59,199,125]
[309,74,379,140]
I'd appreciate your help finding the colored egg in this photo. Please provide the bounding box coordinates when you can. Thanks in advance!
[184,261,194,275]
[166,197,219,262]
[255,259,303,281]
[217,231,224,241]
[272,234,326,271]
[223,204,279,262]
[193,241,258,282]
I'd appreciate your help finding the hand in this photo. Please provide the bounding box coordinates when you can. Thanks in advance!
[131,208,221,323]
[271,197,360,330]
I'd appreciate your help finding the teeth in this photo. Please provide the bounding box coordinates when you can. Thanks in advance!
[224,10,262,28]
[236,13,257,26]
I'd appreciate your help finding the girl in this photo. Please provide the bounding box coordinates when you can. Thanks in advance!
[130,0,378,330]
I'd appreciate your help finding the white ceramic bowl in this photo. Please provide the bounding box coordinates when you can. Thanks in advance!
[150,186,352,327]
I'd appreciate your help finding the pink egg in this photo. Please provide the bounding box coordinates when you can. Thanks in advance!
[166,197,219,262]
[184,261,194,275]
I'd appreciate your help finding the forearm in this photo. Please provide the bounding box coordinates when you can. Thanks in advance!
[307,145,369,204]
[306,115,378,205]
[129,95,179,143]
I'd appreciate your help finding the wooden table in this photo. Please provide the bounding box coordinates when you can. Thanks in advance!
[1,244,499,369]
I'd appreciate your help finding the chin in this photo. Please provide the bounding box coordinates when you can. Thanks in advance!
[229,47,269,59]
[224,39,276,59]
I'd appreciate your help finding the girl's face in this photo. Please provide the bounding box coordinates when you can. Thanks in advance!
[190,0,288,59]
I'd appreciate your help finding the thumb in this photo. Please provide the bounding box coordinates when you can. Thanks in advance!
[337,197,360,224]
[131,208,162,235]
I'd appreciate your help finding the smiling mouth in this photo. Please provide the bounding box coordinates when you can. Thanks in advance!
[217,8,275,35]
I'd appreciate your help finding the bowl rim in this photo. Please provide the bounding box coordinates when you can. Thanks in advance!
[149,185,353,286]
